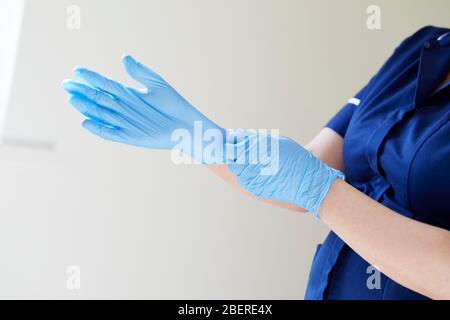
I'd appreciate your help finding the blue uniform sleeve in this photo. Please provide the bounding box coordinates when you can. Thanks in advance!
[326,26,449,138]
[325,104,356,138]
[325,26,450,138]
[325,87,367,138]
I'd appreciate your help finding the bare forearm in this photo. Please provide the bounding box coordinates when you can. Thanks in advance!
[207,164,306,212]
[320,179,450,299]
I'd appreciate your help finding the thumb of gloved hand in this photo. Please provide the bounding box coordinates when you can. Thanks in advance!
[122,54,166,89]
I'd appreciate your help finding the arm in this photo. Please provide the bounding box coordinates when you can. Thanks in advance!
[63,56,449,299]
[207,128,344,213]
[225,128,450,299]
[320,179,450,300]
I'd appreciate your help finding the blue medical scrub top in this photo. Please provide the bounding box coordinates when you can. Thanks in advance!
[305,26,450,300]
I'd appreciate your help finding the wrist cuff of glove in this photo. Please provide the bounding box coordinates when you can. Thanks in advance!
[312,168,345,219]
[294,167,345,219]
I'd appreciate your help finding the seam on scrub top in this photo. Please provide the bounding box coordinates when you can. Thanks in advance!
[364,115,389,176]
[381,277,391,300]
[321,235,342,299]
[406,116,450,211]
[317,235,338,300]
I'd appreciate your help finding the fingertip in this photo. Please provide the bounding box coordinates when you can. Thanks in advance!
[81,119,96,131]
[122,54,133,63]
[63,79,85,93]
[68,94,78,104]
[68,95,88,113]
[62,79,71,86]
[122,55,138,72]
[62,79,74,91]
[73,66,85,76]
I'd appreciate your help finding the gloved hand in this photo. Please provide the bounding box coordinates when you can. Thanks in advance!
[63,56,344,216]
[226,132,345,217]
[62,55,226,163]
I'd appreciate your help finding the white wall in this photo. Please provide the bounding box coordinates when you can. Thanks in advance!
[0,0,448,299]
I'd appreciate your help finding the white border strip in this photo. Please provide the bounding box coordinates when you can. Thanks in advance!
[347,97,361,106]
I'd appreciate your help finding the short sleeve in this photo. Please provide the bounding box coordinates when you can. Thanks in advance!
[325,87,366,138]
[325,26,449,139]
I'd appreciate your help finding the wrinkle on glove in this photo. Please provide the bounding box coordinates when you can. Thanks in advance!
[226,132,345,218]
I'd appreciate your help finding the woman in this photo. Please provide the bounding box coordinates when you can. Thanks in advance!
[63,25,450,300]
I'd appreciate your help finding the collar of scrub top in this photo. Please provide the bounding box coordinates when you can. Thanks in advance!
[433,31,450,95]
[414,30,450,107]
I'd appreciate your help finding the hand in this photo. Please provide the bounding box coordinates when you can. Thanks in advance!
[226,132,345,217]
[63,55,226,162]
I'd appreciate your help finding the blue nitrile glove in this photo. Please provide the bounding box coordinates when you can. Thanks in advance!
[62,55,226,163]
[226,132,345,218]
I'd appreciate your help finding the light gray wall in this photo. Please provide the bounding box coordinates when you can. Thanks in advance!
[0,0,448,299]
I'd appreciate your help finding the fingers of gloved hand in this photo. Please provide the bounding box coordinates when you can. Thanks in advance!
[122,55,167,89]
[64,79,167,131]
[63,80,127,114]
[73,66,142,107]
[82,119,127,143]
[69,96,127,129]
